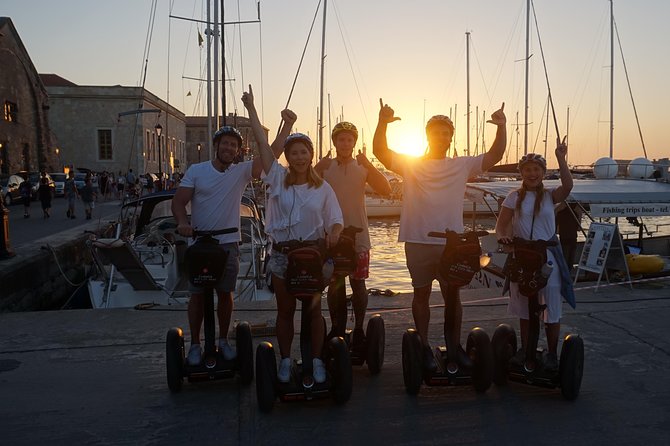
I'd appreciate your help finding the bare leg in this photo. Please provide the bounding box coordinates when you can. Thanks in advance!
[350,278,368,330]
[216,290,234,339]
[188,293,204,344]
[412,284,432,345]
[274,276,296,358]
[545,322,560,355]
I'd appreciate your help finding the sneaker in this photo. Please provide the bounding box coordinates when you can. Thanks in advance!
[423,344,438,373]
[313,358,327,384]
[218,339,237,360]
[187,344,202,366]
[543,351,559,373]
[66,209,71,218]
[351,328,367,356]
[278,357,292,383]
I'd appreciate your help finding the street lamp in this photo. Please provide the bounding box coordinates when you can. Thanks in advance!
[155,123,163,190]
[197,143,201,162]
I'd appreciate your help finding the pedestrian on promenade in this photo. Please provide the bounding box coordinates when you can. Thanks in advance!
[38,177,53,219]
[126,169,136,188]
[172,87,291,368]
[373,98,507,371]
[495,142,575,372]
[243,85,343,384]
[116,171,125,199]
[64,170,79,219]
[18,173,32,218]
[81,177,97,220]
[315,121,391,353]
[100,171,108,201]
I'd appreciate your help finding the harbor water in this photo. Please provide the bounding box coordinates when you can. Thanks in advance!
[364,215,670,294]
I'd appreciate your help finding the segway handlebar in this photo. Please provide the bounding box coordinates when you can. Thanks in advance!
[192,227,239,237]
[428,230,489,239]
[497,237,557,248]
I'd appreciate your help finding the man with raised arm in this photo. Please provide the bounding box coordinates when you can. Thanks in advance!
[373,98,507,371]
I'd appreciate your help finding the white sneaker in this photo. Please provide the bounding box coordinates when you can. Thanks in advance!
[187,344,202,366]
[313,358,327,384]
[218,339,237,360]
[278,357,292,383]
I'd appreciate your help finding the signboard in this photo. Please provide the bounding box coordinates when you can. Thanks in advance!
[577,223,616,273]
[590,203,670,217]
[575,222,632,290]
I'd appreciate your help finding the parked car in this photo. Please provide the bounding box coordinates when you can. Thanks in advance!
[50,172,67,196]
[3,174,26,205]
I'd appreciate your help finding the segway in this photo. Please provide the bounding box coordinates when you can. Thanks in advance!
[402,230,494,395]
[328,226,385,375]
[166,228,254,392]
[491,237,584,400]
[255,240,353,412]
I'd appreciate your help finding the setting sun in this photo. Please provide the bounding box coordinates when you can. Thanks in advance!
[385,127,426,157]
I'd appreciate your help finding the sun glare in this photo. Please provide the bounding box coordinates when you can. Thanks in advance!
[386,129,426,157]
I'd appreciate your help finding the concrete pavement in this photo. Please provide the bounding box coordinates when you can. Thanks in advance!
[1,279,669,445]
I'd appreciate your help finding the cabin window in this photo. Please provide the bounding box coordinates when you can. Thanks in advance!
[98,129,113,160]
[3,101,18,123]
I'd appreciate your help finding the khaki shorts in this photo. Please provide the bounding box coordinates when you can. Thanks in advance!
[404,242,447,289]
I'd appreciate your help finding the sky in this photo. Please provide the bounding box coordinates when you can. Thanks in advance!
[4,0,669,168]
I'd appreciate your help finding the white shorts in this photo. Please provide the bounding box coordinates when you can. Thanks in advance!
[507,248,563,323]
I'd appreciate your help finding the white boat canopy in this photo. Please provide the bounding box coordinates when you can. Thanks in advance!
[465,179,670,217]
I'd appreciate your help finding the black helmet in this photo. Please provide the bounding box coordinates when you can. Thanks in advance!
[284,132,314,154]
[213,126,243,147]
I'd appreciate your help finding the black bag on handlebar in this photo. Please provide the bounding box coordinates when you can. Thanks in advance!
[184,235,229,287]
[283,241,327,296]
[439,231,483,287]
[510,239,549,296]
[330,228,358,276]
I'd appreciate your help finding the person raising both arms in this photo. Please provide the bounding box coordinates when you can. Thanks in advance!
[373,98,507,371]
[314,121,391,354]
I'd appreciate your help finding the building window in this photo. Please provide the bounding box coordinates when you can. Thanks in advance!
[4,101,18,122]
[98,129,113,160]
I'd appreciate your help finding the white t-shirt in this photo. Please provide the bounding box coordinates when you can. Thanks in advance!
[263,160,343,243]
[501,188,557,241]
[393,154,484,244]
[179,160,253,244]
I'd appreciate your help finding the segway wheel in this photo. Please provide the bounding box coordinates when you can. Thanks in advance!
[255,342,277,412]
[236,321,254,386]
[166,327,185,392]
[466,327,494,393]
[328,337,353,404]
[491,324,517,386]
[401,329,423,395]
[366,314,385,375]
[559,334,584,401]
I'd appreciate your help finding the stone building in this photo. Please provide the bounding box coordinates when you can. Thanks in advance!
[0,17,57,175]
[42,74,186,178]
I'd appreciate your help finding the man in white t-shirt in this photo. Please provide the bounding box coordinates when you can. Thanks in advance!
[373,98,507,372]
[172,119,294,366]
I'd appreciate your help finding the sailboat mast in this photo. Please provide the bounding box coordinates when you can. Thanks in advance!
[524,0,530,156]
[221,0,226,126]
[609,0,614,158]
[466,31,471,157]
[214,0,220,130]
[206,1,213,158]
[318,0,328,160]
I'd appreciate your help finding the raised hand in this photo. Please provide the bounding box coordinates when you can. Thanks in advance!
[280,108,297,125]
[378,98,401,124]
[487,102,506,126]
[241,84,254,109]
[555,135,568,159]
[356,150,372,168]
